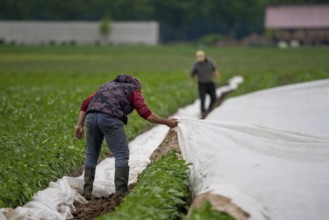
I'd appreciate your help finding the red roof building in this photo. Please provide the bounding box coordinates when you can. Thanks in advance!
[265,5,329,44]
[266,5,329,29]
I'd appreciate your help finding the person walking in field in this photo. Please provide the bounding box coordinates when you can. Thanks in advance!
[74,74,178,200]
[190,50,220,117]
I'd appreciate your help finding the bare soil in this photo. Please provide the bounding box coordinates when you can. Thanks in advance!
[149,129,182,162]
[72,184,135,220]
[72,193,123,220]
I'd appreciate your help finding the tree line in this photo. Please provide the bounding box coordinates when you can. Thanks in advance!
[0,0,327,41]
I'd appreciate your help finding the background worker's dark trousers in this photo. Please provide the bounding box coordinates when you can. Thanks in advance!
[198,82,216,114]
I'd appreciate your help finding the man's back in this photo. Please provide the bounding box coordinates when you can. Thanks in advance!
[87,75,140,124]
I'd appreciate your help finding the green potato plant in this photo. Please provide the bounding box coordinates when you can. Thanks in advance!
[98,152,190,220]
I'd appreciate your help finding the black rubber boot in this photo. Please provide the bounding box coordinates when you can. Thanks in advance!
[83,167,96,200]
[115,166,129,194]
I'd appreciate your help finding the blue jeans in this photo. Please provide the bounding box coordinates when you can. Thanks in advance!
[85,113,129,168]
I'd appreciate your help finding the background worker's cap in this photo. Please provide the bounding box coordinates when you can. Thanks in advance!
[196,50,206,62]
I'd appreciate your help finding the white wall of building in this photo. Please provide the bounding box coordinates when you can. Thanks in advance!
[0,21,159,45]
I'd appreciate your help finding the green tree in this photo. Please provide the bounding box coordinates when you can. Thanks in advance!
[151,0,196,40]
[99,18,111,44]
[109,0,154,20]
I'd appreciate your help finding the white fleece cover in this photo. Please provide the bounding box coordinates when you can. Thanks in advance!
[177,79,329,220]
[0,76,243,220]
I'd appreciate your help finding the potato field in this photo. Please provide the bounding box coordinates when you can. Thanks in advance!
[0,45,328,219]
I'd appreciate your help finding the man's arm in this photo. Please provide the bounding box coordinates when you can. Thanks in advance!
[190,63,197,87]
[190,76,196,87]
[146,113,178,128]
[210,59,220,82]
[209,59,220,81]
[132,90,178,128]
[75,111,86,139]
[75,93,95,140]
[214,69,220,81]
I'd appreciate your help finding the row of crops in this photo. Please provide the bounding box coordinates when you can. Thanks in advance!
[98,152,234,220]
[0,45,328,212]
